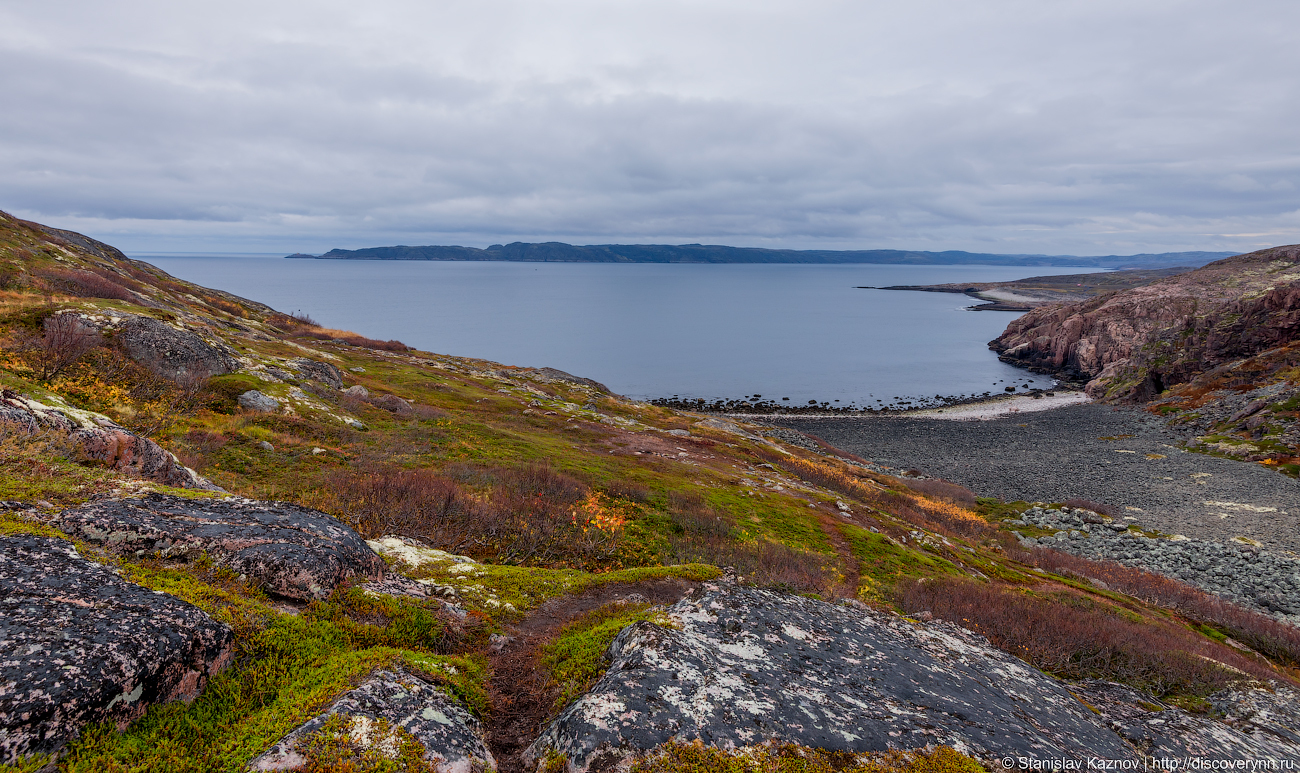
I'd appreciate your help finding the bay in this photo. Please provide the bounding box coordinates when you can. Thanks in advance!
[134,255,1102,408]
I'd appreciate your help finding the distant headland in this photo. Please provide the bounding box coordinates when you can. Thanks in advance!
[285,242,1235,268]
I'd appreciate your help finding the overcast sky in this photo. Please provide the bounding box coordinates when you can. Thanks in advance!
[2,0,1298,254]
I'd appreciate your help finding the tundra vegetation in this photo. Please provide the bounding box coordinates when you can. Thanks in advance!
[0,209,1297,772]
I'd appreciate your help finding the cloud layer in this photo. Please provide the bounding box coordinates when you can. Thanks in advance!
[2,0,1298,253]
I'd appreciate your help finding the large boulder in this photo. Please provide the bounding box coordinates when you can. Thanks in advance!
[526,582,1136,771]
[0,534,233,764]
[289,358,342,389]
[117,315,239,381]
[54,494,385,601]
[0,390,220,490]
[247,666,493,773]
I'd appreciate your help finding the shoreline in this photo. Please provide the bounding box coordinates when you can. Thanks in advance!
[656,388,1091,421]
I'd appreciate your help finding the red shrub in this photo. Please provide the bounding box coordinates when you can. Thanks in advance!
[896,577,1279,697]
[1028,548,1300,668]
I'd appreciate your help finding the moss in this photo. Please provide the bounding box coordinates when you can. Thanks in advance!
[404,562,719,618]
[542,602,666,710]
[839,524,959,601]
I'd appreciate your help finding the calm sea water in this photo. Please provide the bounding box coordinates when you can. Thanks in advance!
[134,255,1101,408]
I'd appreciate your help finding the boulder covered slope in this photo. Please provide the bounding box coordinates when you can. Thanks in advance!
[2,210,1299,771]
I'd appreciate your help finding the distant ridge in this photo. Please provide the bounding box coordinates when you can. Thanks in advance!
[287,242,1236,268]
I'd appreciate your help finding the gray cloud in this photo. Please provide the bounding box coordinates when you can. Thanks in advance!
[2,0,1298,253]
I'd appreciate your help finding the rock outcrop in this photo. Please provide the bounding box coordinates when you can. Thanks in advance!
[526,582,1136,771]
[54,494,385,601]
[247,666,493,772]
[289,358,343,389]
[0,534,233,763]
[0,390,219,490]
[1071,680,1300,760]
[990,246,1300,401]
[116,315,239,381]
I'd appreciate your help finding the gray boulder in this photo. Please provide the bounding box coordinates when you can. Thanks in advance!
[0,534,233,764]
[289,358,342,389]
[238,390,280,412]
[342,385,369,398]
[247,666,493,772]
[117,315,239,381]
[54,494,385,601]
[526,582,1135,770]
[0,390,219,490]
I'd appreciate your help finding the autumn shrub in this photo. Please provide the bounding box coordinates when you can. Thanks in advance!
[1029,548,1300,668]
[903,478,977,506]
[896,577,1277,697]
[18,313,102,381]
[308,463,624,570]
[35,267,135,301]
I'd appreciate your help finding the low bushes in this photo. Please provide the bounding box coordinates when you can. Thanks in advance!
[896,577,1279,699]
[1028,547,1300,668]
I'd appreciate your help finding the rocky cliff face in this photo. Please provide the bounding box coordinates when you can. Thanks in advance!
[990,246,1300,402]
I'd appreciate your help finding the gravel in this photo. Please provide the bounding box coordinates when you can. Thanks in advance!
[766,404,1299,555]
[1011,505,1300,625]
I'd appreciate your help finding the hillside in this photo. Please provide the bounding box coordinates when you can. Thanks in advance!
[291,242,1233,268]
[2,210,1298,770]
[990,246,1300,471]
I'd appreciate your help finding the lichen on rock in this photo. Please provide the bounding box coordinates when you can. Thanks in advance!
[0,534,233,764]
[54,494,386,601]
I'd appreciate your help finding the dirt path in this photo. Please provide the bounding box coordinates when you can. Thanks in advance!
[483,578,699,772]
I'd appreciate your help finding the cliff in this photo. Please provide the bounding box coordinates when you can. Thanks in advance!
[990,245,1300,401]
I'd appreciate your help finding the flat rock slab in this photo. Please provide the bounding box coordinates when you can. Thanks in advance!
[55,494,385,601]
[247,666,493,773]
[0,534,233,764]
[527,582,1134,771]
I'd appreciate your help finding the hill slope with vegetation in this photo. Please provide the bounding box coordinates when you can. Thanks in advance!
[1,210,1298,771]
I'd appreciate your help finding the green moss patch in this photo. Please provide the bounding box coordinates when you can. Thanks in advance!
[542,602,667,710]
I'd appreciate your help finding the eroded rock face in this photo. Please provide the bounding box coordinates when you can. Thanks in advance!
[54,494,385,601]
[0,391,220,490]
[0,534,233,764]
[990,246,1300,401]
[247,666,493,773]
[117,315,239,381]
[526,582,1135,771]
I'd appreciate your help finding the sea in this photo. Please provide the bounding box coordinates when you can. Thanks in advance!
[133,255,1104,409]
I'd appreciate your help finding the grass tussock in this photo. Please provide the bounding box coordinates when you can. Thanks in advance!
[896,577,1279,699]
